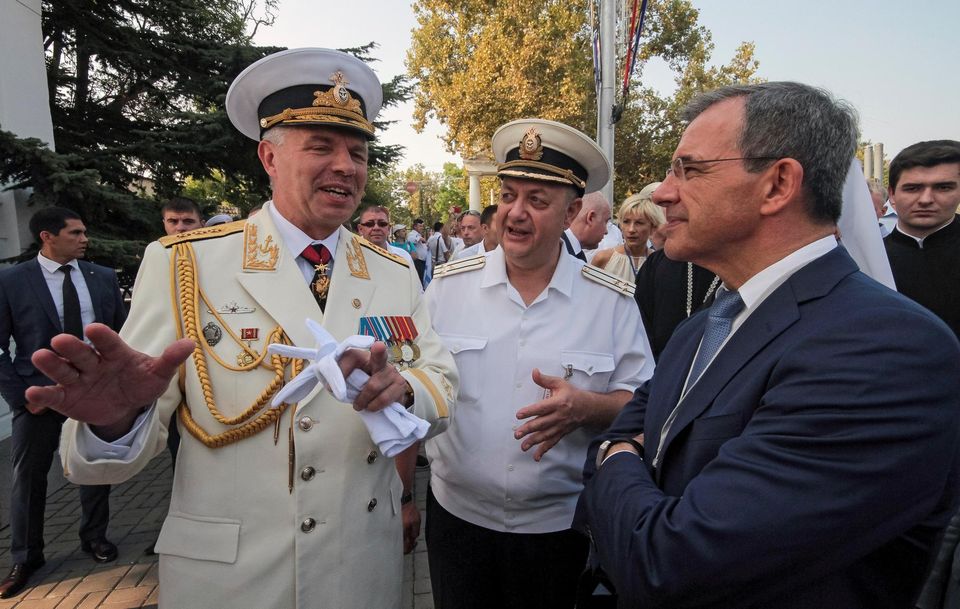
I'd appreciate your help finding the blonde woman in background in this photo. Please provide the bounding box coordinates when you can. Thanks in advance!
[591,182,665,283]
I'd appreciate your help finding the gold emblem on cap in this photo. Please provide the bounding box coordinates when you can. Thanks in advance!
[519,127,544,161]
[332,71,350,105]
[312,71,361,112]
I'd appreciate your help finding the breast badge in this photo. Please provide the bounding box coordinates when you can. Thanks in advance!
[203,322,223,346]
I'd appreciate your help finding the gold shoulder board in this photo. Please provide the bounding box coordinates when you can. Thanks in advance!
[357,237,410,267]
[159,220,246,248]
[582,265,635,297]
[434,254,485,279]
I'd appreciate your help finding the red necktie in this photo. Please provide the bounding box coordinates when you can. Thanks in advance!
[301,244,332,311]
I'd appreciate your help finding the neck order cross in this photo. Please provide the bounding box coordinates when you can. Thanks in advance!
[301,244,332,311]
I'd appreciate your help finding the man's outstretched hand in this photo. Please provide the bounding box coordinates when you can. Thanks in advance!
[26,323,195,439]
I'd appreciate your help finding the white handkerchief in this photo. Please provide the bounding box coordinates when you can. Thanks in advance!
[268,319,429,457]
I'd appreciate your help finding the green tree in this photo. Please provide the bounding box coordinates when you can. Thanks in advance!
[407,0,761,204]
[408,0,593,157]
[3,1,410,271]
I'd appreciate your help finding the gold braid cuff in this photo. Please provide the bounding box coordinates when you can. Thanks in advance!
[497,160,587,189]
[171,242,304,448]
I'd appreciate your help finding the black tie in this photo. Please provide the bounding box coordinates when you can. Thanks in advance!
[59,265,83,338]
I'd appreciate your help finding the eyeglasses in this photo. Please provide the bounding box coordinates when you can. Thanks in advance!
[666,156,781,181]
[359,220,390,228]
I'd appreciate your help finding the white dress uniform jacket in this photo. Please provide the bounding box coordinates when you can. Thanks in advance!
[60,203,457,609]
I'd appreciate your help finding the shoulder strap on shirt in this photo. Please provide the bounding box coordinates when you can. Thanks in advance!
[582,264,635,297]
[433,254,485,279]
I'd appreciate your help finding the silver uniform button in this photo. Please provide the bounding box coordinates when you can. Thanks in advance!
[301,466,316,481]
[367,498,378,512]
[301,518,316,532]
[298,417,313,431]
[366,450,377,464]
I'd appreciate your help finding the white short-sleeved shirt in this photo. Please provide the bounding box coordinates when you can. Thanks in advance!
[424,247,654,533]
[407,229,428,261]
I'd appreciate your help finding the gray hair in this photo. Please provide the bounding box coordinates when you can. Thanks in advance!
[683,82,859,224]
[261,126,288,146]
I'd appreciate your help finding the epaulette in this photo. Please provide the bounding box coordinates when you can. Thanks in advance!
[433,254,485,278]
[357,236,410,267]
[582,264,635,297]
[159,220,246,248]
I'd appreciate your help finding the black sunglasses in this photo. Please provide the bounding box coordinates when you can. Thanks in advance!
[359,220,390,228]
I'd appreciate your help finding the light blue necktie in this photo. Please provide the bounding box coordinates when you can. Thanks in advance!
[687,288,744,386]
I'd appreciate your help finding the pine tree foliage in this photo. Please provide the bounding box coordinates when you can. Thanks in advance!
[2,1,409,272]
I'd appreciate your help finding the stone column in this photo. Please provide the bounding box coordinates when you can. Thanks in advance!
[462,157,498,212]
[0,0,55,438]
[0,0,54,261]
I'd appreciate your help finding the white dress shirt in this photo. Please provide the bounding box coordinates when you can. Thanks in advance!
[424,246,654,533]
[37,253,96,332]
[267,202,340,281]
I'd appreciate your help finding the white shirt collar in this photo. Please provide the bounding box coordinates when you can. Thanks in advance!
[734,235,838,315]
[266,201,341,259]
[481,243,576,301]
[37,252,79,274]
[563,228,582,254]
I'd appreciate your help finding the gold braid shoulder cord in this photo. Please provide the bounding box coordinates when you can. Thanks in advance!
[170,242,304,448]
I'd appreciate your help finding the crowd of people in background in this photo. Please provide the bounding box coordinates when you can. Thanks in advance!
[1,44,959,609]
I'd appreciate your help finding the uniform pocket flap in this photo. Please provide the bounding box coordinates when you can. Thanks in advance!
[438,333,488,354]
[155,512,241,564]
[560,351,615,375]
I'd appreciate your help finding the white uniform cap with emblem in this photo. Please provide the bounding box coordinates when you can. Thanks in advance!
[225,47,383,141]
[492,118,610,196]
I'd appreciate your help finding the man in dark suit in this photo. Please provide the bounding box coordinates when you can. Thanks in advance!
[562,191,609,261]
[0,207,125,598]
[577,82,960,608]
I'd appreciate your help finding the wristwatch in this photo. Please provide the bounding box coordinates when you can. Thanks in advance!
[400,490,414,505]
[595,438,644,469]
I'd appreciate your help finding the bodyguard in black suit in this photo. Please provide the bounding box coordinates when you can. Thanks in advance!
[577,83,960,608]
[0,207,125,598]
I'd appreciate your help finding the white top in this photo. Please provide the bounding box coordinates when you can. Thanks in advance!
[424,247,654,533]
[407,229,428,261]
[452,241,495,260]
[450,236,464,257]
[426,232,448,265]
[37,253,96,332]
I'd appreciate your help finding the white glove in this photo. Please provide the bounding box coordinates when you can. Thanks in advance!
[268,319,429,457]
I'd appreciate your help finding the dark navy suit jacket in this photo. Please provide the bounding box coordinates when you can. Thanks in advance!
[578,247,960,608]
[0,258,126,410]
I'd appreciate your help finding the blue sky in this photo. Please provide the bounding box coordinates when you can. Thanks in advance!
[254,0,960,172]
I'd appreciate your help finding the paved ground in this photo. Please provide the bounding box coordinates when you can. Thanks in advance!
[0,440,435,608]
